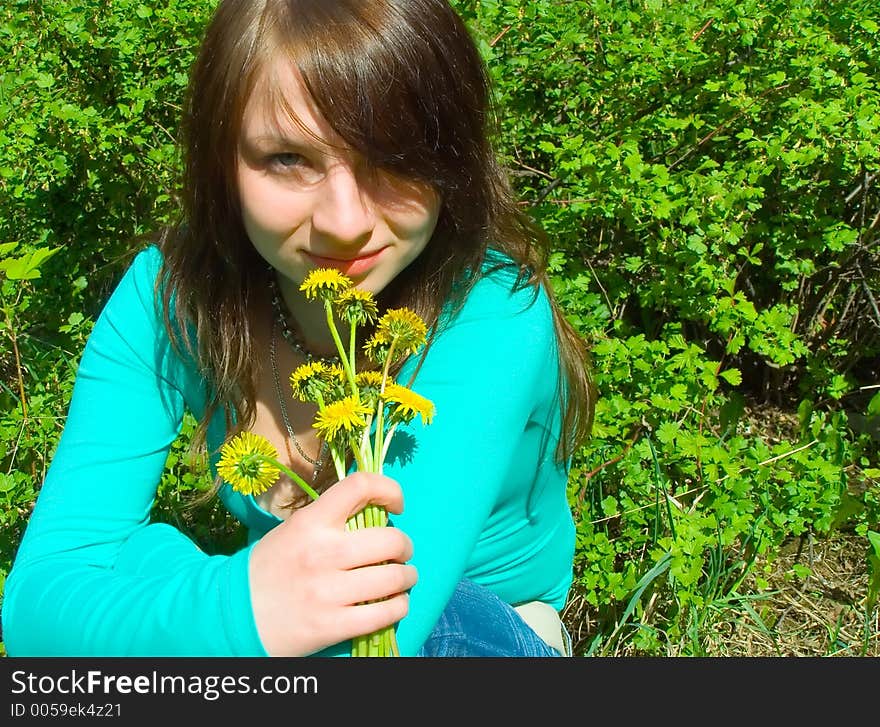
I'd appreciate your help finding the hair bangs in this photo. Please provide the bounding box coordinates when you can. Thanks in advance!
[268,1,456,183]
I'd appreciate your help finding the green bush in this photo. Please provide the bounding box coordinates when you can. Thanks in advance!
[1,0,878,655]
[466,0,879,652]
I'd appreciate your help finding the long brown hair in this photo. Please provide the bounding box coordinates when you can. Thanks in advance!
[159,0,595,465]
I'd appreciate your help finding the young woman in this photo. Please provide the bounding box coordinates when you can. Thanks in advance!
[2,0,594,657]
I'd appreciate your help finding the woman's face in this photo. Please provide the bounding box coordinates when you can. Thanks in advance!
[237,61,441,296]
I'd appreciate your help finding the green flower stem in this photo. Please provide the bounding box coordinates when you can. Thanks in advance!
[367,504,386,527]
[348,322,358,387]
[379,423,399,469]
[270,458,320,501]
[311,392,348,479]
[348,502,398,657]
[315,297,402,657]
[347,435,368,472]
[331,453,347,481]
[372,335,400,470]
[324,300,358,398]
[358,418,374,472]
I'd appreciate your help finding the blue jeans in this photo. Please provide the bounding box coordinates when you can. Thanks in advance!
[416,579,565,657]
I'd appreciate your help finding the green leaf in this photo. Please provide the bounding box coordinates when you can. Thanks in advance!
[600,496,619,517]
[868,531,880,610]
[0,247,61,280]
[656,421,679,445]
[719,368,742,386]
[0,241,19,258]
[791,564,812,580]
[867,531,880,557]
[0,473,16,493]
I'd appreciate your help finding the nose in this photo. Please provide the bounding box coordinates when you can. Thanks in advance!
[311,163,376,246]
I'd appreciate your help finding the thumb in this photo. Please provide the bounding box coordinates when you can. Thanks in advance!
[309,471,404,526]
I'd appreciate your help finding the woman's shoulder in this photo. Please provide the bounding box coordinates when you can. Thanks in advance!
[111,244,188,334]
[446,247,553,329]
[100,243,165,313]
[86,243,207,400]
[424,248,557,382]
[132,242,163,268]
[125,243,164,293]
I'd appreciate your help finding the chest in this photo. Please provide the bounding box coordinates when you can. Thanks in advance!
[248,337,332,518]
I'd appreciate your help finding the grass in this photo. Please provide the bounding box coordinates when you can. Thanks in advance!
[563,529,880,657]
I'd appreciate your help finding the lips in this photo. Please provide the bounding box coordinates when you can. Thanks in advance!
[305,247,387,277]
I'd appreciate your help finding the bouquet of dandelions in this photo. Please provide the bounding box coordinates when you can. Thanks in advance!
[217,268,435,657]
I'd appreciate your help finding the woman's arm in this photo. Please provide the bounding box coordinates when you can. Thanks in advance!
[2,248,418,656]
[384,268,570,656]
[1,248,267,655]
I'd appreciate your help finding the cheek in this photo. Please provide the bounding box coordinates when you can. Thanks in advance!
[412,201,441,253]
[394,196,441,247]
[238,173,310,238]
[377,175,441,240]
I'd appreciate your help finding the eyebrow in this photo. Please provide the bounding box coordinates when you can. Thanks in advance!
[245,132,313,147]
[243,130,349,159]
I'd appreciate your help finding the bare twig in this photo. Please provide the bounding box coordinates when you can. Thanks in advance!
[533,177,564,204]
[490,25,512,47]
[1,291,28,427]
[692,19,714,42]
[585,256,614,317]
[668,84,790,171]
[511,160,555,180]
[578,425,643,505]
[519,197,597,207]
[844,170,878,205]
[859,275,880,329]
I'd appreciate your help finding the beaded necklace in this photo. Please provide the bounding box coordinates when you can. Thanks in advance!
[267,273,339,364]
[266,272,332,481]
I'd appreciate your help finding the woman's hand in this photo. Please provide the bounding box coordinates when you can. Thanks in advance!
[248,471,417,656]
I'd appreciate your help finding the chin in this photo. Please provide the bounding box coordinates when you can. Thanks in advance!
[354,270,394,295]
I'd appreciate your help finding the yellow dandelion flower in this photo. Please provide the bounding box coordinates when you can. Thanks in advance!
[364,331,392,365]
[355,370,387,407]
[217,431,281,496]
[291,360,329,384]
[289,360,330,402]
[313,396,373,440]
[327,364,347,383]
[376,307,428,355]
[355,370,385,389]
[300,268,352,301]
[336,287,379,325]
[320,364,348,403]
[382,383,435,425]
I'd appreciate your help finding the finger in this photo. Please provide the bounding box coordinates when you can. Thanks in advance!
[337,592,411,643]
[309,472,404,526]
[338,526,414,570]
[333,563,418,607]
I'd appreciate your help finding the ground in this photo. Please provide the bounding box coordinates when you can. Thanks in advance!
[563,530,878,656]
[563,400,879,656]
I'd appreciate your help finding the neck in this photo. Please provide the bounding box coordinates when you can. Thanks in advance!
[276,274,342,359]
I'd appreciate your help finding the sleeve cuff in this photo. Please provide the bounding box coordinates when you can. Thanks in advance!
[221,544,269,656]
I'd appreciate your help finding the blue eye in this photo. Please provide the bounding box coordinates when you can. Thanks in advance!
[269,152,304,169]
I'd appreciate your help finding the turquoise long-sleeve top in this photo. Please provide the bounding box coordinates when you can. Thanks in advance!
[2,245,575,656]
